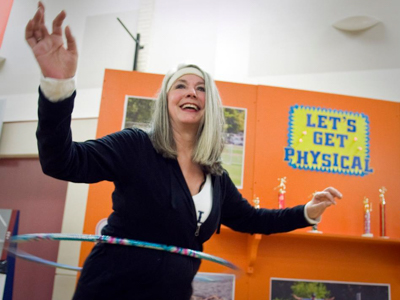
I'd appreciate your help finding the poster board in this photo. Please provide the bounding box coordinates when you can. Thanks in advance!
[270,277,390,300]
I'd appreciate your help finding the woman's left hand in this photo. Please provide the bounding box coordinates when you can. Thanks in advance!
[306,187,342,220]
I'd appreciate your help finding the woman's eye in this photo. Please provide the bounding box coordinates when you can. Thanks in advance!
[197,86,206,92]
[175,84,185,89]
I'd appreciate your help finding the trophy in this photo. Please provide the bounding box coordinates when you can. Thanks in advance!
[275,177,286,209]
[362,197,373,237]
[253,197,260,209]
[308,191,322,234]
[379,187,388,238]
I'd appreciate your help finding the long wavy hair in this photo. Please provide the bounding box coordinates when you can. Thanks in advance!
[149,63,225,175]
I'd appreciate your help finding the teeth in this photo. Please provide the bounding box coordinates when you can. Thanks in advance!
[181,104,199,111]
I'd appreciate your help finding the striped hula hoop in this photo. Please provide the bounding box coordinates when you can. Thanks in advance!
[8,233,239,271]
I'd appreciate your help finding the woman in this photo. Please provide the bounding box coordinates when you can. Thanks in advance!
[26,3,342,299]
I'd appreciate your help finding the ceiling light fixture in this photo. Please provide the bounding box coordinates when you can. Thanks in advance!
[333,16,380,32]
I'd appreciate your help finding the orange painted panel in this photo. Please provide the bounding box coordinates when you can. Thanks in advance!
[201,86,400,299]
[79,70,400,300]
[253,86,400,239]
[250,233,400,299]
[202,231,400,300]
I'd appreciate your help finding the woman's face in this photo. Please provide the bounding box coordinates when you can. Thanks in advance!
[167,74,206,131]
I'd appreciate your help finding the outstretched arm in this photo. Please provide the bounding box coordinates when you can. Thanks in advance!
[220,171,343,234]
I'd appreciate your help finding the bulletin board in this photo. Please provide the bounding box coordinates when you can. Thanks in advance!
[80,69,400,299]
[253,86,400,238]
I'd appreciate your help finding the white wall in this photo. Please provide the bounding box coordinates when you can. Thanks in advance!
[248,0,400,76]
[0,99,5,136]
[0,0,142,122]
[1,0,399,123]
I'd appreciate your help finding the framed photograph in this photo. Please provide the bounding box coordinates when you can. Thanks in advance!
[191,272,235,300]
[270,277,390,300]
[221,106,247,188]
[122,96,154,131]
[122,97,247,187]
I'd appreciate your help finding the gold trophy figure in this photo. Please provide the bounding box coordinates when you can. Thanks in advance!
[362,197,373,237]
[308,191,322,234]
[379,187,388,238]
[275,177,287,209]
[253,197,260,209]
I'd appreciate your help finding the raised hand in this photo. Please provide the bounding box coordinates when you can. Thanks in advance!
[306,187,342,220]
[25,2,78,79]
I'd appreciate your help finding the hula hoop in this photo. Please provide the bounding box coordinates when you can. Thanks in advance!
[8,233,239,271]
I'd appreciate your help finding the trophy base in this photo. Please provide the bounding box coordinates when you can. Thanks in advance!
[308,229,323,234]
[380,236,389,239]
[362,233,374,237]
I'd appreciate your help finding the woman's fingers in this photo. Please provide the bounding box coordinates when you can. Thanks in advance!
[324,187,343,199]
[38,2,45,12]
[25,2,78,79]
[307,187,342,219]
[322,192,336,206]
[38,2,45,25]
[32,6,44,41]
[40,23,50,40]
[25,19,36,48]
[314,187,342,206]
[65,26,77,53]
[25,3,45,47]
[26,3,67,49]
[52,10,66,36]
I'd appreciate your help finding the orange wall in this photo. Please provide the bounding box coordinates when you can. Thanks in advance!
[204,85,400,299]
[254,86,400,238]
[80,70,400,299]
[203,230,400,299]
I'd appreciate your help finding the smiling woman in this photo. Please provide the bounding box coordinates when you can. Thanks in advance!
[25,2,342,299]
[153,66,223,197]
[151,64,226,176]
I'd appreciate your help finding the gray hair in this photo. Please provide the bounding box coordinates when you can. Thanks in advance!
[149,63,225,175]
